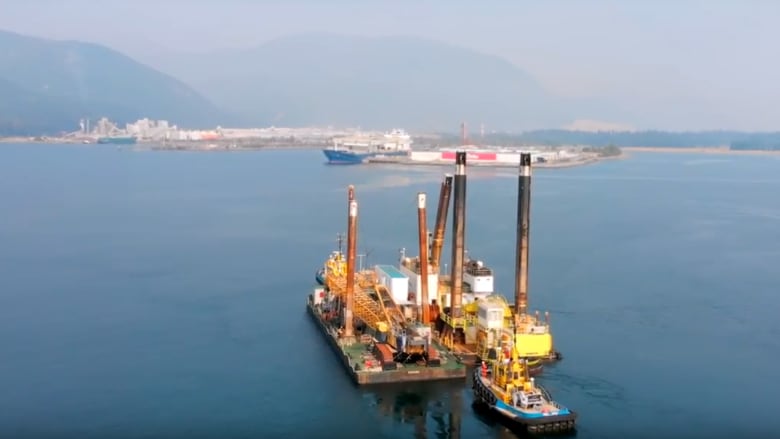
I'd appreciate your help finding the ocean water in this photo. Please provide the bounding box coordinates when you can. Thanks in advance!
[0,145,778,439]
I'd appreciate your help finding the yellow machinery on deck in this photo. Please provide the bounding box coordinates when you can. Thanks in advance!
[471,294,554,363]
[322,250,428,356]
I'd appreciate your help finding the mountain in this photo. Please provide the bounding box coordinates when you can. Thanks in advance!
[0,78,76,135]
[0,30,232,135]
[146,33,603,132]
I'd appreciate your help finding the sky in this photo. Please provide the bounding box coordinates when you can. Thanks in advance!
[1,0,778,131]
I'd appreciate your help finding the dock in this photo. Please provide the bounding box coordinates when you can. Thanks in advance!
[306,295,467,385]
[364,155,603,169]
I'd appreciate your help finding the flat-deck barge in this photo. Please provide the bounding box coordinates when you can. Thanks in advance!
[306,295,466,385]
[307,185,467,385]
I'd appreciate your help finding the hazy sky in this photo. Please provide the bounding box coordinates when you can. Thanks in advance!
[2,0,778,130]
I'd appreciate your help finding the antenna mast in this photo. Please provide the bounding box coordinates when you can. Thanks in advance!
[357,253,365,272]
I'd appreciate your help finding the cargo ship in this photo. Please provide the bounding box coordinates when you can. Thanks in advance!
[322,129,412,164]
[306,185,467,385]
[96,136,137,145]
[472,340,577,434]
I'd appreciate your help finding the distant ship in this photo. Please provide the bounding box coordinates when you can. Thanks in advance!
[97,136,137,145]
[322,129,412,164]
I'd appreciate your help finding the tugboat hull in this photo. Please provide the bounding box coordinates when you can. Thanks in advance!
[315,268,325,285]
[472,369,577,434]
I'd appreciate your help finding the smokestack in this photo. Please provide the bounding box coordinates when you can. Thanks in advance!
[450,152,467,319]
[430,174,453,271]
[417,192,431,325]
[514,153,532,316]
[344,185,357,338]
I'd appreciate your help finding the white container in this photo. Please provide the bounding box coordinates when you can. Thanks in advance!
[312,287,325,305]
[399,264,439,306]
[375,264,409,304]
[477,300,505,330]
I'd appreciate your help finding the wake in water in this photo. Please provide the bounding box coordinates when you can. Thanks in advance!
[356,174,442,192]
[682,158,733,166]
[339,168,509,192]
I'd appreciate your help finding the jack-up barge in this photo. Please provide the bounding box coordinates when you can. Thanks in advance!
[306,151,566,384]
[410,152,562,374]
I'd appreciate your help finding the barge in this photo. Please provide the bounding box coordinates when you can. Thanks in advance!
[306,185,467,385]
[418,152,562,371]
[305,295,466,385]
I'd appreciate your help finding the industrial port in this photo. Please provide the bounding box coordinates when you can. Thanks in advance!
[365,148,606,169]
[0,116,616,170]
[1,116,364,148]
[308,150,578,433]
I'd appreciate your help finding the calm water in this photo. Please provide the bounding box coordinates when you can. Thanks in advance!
[1,145,778,438]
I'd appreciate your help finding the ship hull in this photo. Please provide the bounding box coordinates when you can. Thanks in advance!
[472,368,576,434]
[322,148,407,164]
[97,136,137,145]
[306,294,467,384]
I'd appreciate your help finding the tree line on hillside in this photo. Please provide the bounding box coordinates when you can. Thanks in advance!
[433,130,780,150]
[582,144,622,157]
[730,133,780,151]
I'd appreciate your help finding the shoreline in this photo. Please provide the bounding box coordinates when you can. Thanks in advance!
[7,139,778,161]
[363,154,618,169]
[621,146,780,156]
[0,140,622,169]
[4,139,779,156]
[131,144,320,152]
[132,142,625,169]
[133,144,615,168]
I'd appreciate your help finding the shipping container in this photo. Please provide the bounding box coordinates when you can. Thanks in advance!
[375,264,409,304]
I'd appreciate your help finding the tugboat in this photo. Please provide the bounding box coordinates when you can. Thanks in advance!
[472,326,577,435]
[315,234,346,286]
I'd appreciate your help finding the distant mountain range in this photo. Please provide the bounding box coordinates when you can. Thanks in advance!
[0,29,634,135]
[147,33,614,132]
[0,30,231,136]
[2,30,767,139]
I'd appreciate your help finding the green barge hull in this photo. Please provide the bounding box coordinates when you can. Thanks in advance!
[306,294,467,385]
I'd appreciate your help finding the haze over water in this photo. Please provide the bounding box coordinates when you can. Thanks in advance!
[1,145,778,438]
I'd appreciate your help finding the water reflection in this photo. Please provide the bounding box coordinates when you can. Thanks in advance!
[471,399,579,439]
[361,381,462,439]
[470,384,578,439]
[359,377,577,439]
